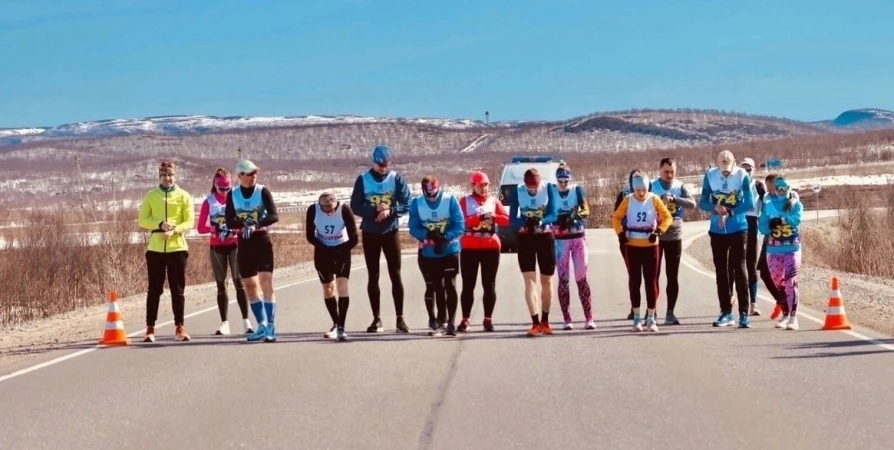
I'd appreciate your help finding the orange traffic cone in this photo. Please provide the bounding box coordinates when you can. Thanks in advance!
[822,277,852,331]
[99,291,131,346]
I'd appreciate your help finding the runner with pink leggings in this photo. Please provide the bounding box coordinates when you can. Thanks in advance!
[553,162,595,330]
[758,175,803,331]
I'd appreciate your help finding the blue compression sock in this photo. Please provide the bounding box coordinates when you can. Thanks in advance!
[264,299,276,325]
[250,299,267,326]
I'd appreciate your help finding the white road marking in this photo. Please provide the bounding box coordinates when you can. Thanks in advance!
[680,232,894,352]
[0,254,417,384]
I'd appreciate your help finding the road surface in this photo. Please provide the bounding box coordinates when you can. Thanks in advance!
[1,222,893,450]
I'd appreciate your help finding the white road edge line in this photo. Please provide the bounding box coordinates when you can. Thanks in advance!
[0,253,417,384]
[680,232,894,352]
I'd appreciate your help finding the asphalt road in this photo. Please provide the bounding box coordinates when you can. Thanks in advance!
[1,221,893,450]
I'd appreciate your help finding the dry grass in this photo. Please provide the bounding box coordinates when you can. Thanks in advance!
[0,206,417,328]
[801,183,894,278]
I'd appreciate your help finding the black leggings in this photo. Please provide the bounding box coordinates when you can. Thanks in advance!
[728,216,759,303]
[624,245,660,309]
[657,239,682,313]
[210,245,248,321]
[419,252,436,322]
[362,230,404,318]
[460,249,500,319]
[711,231,749,314]
[146,250,188,327]
[419,254,459,325]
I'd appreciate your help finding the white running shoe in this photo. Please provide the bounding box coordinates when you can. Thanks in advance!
[563,322,574,330]
[242,319,253,334]
[215,321,230,336]
[337,326,348,341]
[646,315,659,332]
[785,316,799,331]
[776,315,790,329]
[324,324,338,339]
[585,320,596,330]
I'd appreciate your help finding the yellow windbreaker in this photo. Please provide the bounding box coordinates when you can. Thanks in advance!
[138,185,195,253]
[612,192,673,247]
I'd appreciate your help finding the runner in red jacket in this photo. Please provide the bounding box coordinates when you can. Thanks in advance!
[457,171,510,332]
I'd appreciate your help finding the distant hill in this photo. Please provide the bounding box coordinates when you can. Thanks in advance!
[2,107,894,154]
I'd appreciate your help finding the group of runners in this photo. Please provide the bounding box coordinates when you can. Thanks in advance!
[136,146,804,343]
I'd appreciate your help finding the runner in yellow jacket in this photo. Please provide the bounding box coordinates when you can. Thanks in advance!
[137,161,195,342]
[612,173,673,332]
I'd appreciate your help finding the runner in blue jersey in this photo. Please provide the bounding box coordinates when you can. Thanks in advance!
[698,150,755,328]
[225,160,280,342]
[758,176,804,330]
[509,168,559,337]
[349,145,412,333]
[408,176,465,336]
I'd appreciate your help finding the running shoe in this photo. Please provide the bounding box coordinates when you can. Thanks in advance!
[785,316,799,331]
[527,322,542,337]
[738,314,751,329]
[175,325,191,342]
[563,321,574,331]
[396,316,409,333]
[776,315,790,328]
[324,324,338,339]
[632,314,643,332]
[215,321,230,336]
[712,313,735,327]
[540,322,553,335]
[248,323,268,341]
[264,324,277,343]
[446,323,457,336]
[337,326,349,341]
[769,304,783,320]
[457,318,470,332]
[429,324,446,337]
[482,317,494,332]
[664,312,680,326]
[646,314,659,332]
[367,317,383,333]
[143,326,155,343]
[584,319,596,330]
[242,319,253,334]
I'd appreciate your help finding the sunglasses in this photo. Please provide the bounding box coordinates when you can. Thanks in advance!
[216,185,231,191]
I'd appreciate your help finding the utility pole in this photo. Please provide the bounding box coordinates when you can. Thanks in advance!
[74,155,98,223]
[812,184,821,223]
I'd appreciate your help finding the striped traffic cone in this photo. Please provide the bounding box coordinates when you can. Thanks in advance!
[822,277,852,331]
[99,291,131,346]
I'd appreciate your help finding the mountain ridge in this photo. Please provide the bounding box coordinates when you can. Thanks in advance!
[2,107,893,148]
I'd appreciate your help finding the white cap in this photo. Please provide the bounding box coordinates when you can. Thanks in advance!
[740,157,756,169]
[716,150,736,172]
[235,160,258,174]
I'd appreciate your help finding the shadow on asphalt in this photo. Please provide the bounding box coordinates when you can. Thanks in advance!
[765,337,894,359]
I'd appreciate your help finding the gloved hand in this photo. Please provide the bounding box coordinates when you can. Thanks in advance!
[428,231,447,254]
[557,214,570,229]
[480,212,494,222]
[242,225,256,240]
[524,217,540,232]
[648,228,662,243]
[769,217,783,230]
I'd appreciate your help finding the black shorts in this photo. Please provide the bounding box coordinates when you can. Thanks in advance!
[418,253,460,281]
[237,233,274,278]
[315,245,352,283]
[517,232,556,275]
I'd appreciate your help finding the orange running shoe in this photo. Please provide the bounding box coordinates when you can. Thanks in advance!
[527,322,542,337]
[175,325,191,342]
[770,304,783,320]
[540,322,553,335]
[143,326,155,343]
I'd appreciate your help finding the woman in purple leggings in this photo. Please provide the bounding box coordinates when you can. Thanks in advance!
[758,175,804,331]
[553,162,595,330]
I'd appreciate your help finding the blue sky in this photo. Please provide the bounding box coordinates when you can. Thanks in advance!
[2,0,893,127]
